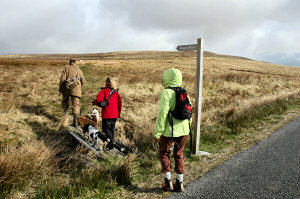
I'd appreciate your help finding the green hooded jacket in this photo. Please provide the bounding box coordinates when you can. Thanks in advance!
[154,68,191,139]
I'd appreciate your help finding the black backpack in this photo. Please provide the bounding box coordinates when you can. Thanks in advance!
[167,87,193,157]
[168,87,192,120]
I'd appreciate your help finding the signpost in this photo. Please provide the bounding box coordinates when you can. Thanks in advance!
[176,44,197,51]
[176,38,204,155]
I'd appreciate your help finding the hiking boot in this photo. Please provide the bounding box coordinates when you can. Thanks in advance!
[173,179,184,192]
[73,114,81,129]
[162,178,173,191]
[106,141,114,150]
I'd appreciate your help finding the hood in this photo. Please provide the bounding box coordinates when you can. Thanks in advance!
[162,68,182,87]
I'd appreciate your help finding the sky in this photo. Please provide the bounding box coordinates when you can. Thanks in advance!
[1,0,300,66]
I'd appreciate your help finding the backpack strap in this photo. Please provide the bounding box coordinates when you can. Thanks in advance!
[167,87,178,138]
[166,86,178,122]
[168,112,174,138]
[106,88,119,102]
[71,65,81,80]
[166,87,178,93]
[187,119,192,158]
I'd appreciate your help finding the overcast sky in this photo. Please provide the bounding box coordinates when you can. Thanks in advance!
[1,0,300,66]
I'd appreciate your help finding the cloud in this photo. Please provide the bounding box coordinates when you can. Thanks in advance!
[98,0,300,66]
[0,0,300,66]
[0,0,97,53]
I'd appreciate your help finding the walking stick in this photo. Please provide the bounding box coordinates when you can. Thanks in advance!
[119,117,142,129]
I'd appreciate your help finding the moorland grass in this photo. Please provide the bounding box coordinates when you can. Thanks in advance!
[0,51,300,198]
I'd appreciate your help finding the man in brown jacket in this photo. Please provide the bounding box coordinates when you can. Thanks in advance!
[59,59,86,128]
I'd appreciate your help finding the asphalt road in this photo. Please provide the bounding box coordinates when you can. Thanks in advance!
[167,116,300,199]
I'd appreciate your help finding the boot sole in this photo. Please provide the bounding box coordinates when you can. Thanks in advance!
[162,183,174,192]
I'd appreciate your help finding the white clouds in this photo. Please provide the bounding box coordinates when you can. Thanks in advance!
[0,0,300,66]
[0,0,97,53]
[96,0,300,65]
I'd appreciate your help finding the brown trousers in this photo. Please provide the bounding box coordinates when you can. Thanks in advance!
[159,135,188,174]
[61,95,80,115]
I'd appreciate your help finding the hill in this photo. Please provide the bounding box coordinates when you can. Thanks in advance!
[0,51,300,198]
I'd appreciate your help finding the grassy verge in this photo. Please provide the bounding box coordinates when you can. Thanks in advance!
[199,91,300,153]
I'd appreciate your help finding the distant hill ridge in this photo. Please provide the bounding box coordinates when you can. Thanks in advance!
[0,50,252,61]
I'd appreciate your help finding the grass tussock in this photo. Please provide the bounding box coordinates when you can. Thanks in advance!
[35,154,136,199]
[0,141,61,196]
[0,96,17,114]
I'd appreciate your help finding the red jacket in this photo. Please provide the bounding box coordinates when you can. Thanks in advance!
[94,86,122,119]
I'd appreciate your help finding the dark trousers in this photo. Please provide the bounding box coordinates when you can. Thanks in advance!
[159,135,188,174]
[102,119,117,145]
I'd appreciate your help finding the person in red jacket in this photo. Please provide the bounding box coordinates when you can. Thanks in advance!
[93,77,122,149]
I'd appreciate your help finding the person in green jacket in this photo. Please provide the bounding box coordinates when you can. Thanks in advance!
[154,68,190,192]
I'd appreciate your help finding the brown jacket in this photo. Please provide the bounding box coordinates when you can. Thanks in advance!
[59,64,86,97]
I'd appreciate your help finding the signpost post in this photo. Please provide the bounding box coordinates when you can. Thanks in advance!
[176,38,204,155]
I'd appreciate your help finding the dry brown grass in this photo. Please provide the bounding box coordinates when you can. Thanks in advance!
[0,51,300,198]
[0,140,62,195]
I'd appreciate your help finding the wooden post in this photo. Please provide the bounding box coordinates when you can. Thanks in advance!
[192,38,204,155]
[176,39,205,155]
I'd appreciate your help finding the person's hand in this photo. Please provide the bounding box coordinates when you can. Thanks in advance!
[58,92,61,96]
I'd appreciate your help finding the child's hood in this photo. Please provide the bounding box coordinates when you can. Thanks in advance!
[162,68,182,87]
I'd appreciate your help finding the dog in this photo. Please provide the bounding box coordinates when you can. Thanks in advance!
[78,115,97,130]
[91,108,100,122]
[83,124,109,150]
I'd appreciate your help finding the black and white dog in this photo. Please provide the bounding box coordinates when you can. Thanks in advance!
[83,123,132,154]
[83,124,109,150]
